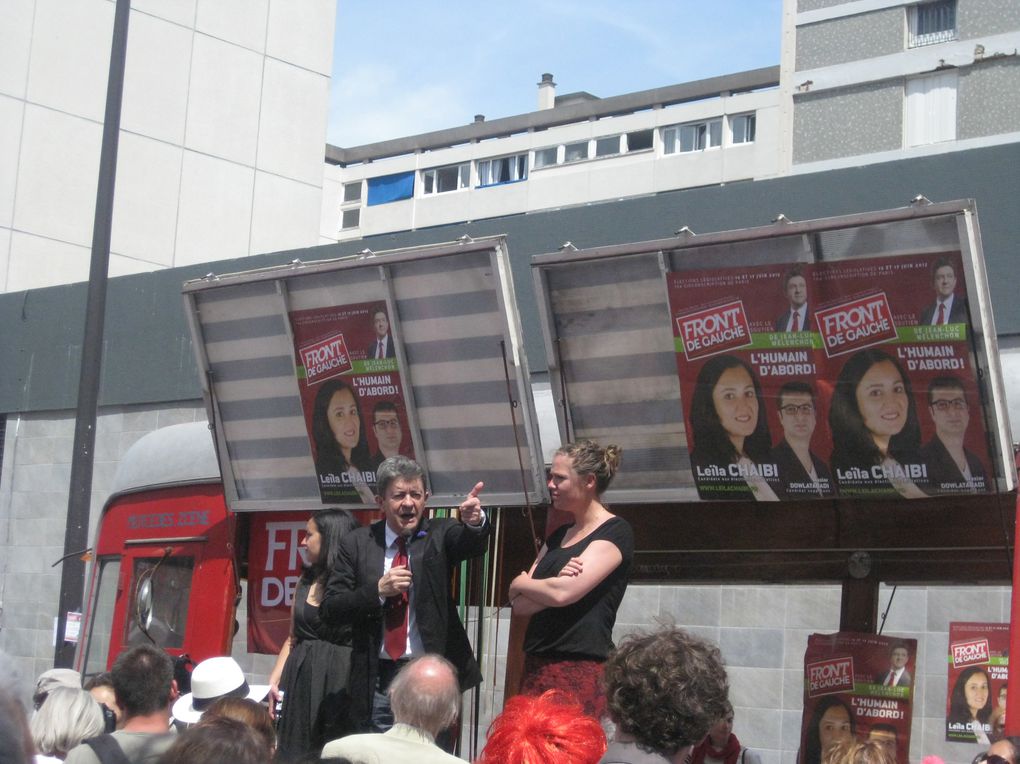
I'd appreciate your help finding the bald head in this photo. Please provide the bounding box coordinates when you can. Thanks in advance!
[389,655,460,736]
[989,738,1019,764]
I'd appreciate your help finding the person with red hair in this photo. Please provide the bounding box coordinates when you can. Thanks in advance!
[478,690,607,764]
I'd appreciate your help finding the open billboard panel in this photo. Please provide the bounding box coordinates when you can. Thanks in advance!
[533,201,1014,503]
[184,237,547,511]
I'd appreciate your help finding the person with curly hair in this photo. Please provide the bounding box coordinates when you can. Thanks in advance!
[478,690,606,764]
[510,440,633,720]
[822,739,894,764]
[600,626,730,764]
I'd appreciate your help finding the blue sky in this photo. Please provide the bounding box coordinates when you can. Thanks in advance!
[327,1,784,147]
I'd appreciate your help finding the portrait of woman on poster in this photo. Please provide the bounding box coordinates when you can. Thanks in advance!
[828,349,926,498]
[312,378,376,503]
[801,695,856,764]
[689,354,778,501]
[947,666,994,743]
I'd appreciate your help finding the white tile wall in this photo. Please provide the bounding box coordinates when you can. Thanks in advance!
[257,59,329,185]
[0,227,10,292]
[0,0,34,99]
[120,11,193,145]
[13,105,101,246]
[132,0,197,28]
[175,151,254,264]
[184,34,263,165]
[0,95,24,228]
[7,231,90,290]
[266,0,336,76]
[111,132,183,267]
[27,0,112,122]
[195,0,269,53]
[249,170,321,255]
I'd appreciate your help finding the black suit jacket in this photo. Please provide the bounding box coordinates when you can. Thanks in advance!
[920,436,987,493]
[366,335,396,358]
[918,295,968,325]
[769,439,834,498]
[873,668,912,687]
[320,516,490,728]
[775,306,811,332]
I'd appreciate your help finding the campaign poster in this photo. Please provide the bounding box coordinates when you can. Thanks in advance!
[800,632,916,764]
[246,512,310,654]
[666,252,992,501]
[945,621,1009,743]
[289,302,415,504]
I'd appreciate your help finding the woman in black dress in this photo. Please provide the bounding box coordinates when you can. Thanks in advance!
[268,508,358,760]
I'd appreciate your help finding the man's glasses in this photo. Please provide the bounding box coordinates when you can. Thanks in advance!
[373,419,400,431]
[780,403,815,416]
[932,398,967,411]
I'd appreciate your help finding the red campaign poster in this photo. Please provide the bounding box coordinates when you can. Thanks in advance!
[666,253,991,501]
[800,632,917,764]
[246,512,312,654]
[945,622,1009,744]
[289,302,415,504]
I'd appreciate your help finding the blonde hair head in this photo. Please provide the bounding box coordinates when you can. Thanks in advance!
[555,440,622,495]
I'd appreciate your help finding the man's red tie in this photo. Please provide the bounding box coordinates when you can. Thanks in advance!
[377,339,384,359]
[791,311,800,332]
[384,537,408,660]
[937,303,946,325]
[885,672,894,686]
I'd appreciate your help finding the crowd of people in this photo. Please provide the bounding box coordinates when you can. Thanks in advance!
[1,446,1013,764]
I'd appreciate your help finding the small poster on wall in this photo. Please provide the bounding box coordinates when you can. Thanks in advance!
[945,621,1009,743]
[800,632,916,764]
[289,302,415,505]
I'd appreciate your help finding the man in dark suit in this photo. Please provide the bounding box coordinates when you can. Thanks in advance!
[769,381,833,498]
[873,642,912,687]
[320,455,488,735]
[774,265,811,332]
[920,376,987,493]
[367,307,396,358]
[918,258,968,325]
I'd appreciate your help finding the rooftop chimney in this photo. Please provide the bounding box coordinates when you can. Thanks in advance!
[474,114,485,123]
[537,73,556,110]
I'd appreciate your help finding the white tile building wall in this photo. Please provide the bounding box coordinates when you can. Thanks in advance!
[0,0,335,292]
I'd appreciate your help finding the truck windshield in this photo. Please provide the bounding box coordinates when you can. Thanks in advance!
[126,556,194,649]
[81,557,120,677]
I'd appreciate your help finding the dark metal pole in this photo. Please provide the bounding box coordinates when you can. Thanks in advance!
[54,0,131,668]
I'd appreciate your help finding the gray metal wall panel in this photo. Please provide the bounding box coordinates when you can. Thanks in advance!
[959,0,1020,38]
[793,81,903,163]
[796,8,903,71]
[958,60,1020,141]
[1,143,1019,414]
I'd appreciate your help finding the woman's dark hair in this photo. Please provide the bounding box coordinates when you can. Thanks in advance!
[948,666,994,725]
[301,508,358,589]
[200,697,275,754]
[311,379,372,472]
[802,695,856,764]
[689,355,771,465]
[159,717,265,764]
[829,349,920,467]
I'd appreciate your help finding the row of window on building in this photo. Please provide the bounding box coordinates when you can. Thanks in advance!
[337,113,756,229]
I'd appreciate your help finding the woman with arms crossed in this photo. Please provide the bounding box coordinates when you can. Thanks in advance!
[268,508,359,760]
[509,440,633,720]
